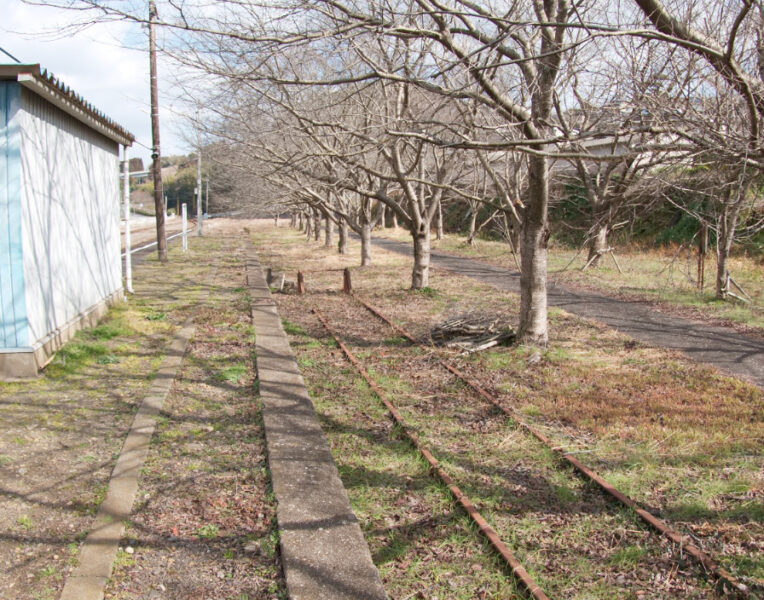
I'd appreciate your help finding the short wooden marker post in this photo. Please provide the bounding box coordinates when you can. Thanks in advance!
[343,268,352,294]
[297,271,305,295]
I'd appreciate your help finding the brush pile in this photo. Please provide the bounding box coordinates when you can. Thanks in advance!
[430,316,515,353]
[265,268,296,293]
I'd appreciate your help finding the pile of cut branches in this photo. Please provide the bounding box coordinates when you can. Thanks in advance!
[431,316,515,353]
[265,268,296,293]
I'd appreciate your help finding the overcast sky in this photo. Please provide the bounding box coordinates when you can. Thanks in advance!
[1,1,191,165]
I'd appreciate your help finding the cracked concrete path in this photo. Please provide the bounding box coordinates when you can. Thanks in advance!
[371,237,764,388]
[246,247,388,600]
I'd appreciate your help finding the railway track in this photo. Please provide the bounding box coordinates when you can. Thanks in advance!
[298,291,753,599]
[350,293,748,597]
[314,306,549,600]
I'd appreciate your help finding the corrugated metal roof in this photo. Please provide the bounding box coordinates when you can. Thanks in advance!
[0,63,135,145]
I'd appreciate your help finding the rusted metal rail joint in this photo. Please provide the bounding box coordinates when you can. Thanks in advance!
[352,294,750,597]
[312,307,549,600]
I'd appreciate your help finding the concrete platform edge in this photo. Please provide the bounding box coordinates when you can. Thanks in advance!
[58,321,195,600]
[246,244,388,600]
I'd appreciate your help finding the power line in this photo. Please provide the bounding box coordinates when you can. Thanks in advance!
[0,46,21,63]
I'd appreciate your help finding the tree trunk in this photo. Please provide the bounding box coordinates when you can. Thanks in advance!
[298,212,304,231]
[313,211,321,241]
[392,212,398,230]
[305,214,312,240]
[503,212,522,268]
[586,221,609,268]
[510,227,522,258]
[360,223,372,266]
[517,155,549,345]
[466,209,478,246]
[436,200,444,240]
[290,212,297,228]
[715,203,739,299]
[324,214,334,247]
[697,221,708,292]
[377,204,386,229]
[274,214,280,227]
[338,220,349,254]
[411,225,431,289]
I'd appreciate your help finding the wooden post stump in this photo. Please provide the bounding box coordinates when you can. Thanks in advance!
[343,268,352,294]
[297,271,305,295]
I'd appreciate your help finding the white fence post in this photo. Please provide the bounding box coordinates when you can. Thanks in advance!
[182,202,188,252]
[123,145,133,294]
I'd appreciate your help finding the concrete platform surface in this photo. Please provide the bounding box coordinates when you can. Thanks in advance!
[246,247,388,600]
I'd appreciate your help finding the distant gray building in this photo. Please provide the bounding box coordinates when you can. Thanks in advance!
[0,64,134,377]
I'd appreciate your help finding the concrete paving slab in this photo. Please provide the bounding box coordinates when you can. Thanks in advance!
[246,248,388,600]
[59,322,195,600]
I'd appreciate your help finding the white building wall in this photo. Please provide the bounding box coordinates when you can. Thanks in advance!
[16,87,122,345]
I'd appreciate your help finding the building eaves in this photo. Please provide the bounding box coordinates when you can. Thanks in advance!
[0,63,135,146]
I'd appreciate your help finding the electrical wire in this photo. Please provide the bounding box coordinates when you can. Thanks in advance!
[0,45,21,63]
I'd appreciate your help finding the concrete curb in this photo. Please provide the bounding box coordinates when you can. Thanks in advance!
[246,247,388,600]
[59,321,195,600]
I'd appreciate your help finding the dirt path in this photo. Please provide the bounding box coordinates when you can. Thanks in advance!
[371,237,764,388]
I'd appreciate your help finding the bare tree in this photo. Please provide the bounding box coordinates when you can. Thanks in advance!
[630,0,764,297]
[45,0,764,332]
[551,35,682,267]
[150,0,585,340]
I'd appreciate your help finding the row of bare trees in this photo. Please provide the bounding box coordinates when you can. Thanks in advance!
[37,0,764,344]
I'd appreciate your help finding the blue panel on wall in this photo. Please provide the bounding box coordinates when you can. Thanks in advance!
[0,82,28,349]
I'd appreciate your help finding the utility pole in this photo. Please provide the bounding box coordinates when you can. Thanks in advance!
[196,110,203,236]
[149,0,168,262]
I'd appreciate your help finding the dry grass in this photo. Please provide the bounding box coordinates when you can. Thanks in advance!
[0,222,283,600]
[253,222,763,598]
[0,244,207,600]
[376,227,764,334]
[105,229,284,599]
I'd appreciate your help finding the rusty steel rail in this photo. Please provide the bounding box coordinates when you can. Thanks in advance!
[352,294,751,597]
[312,307,550,600]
